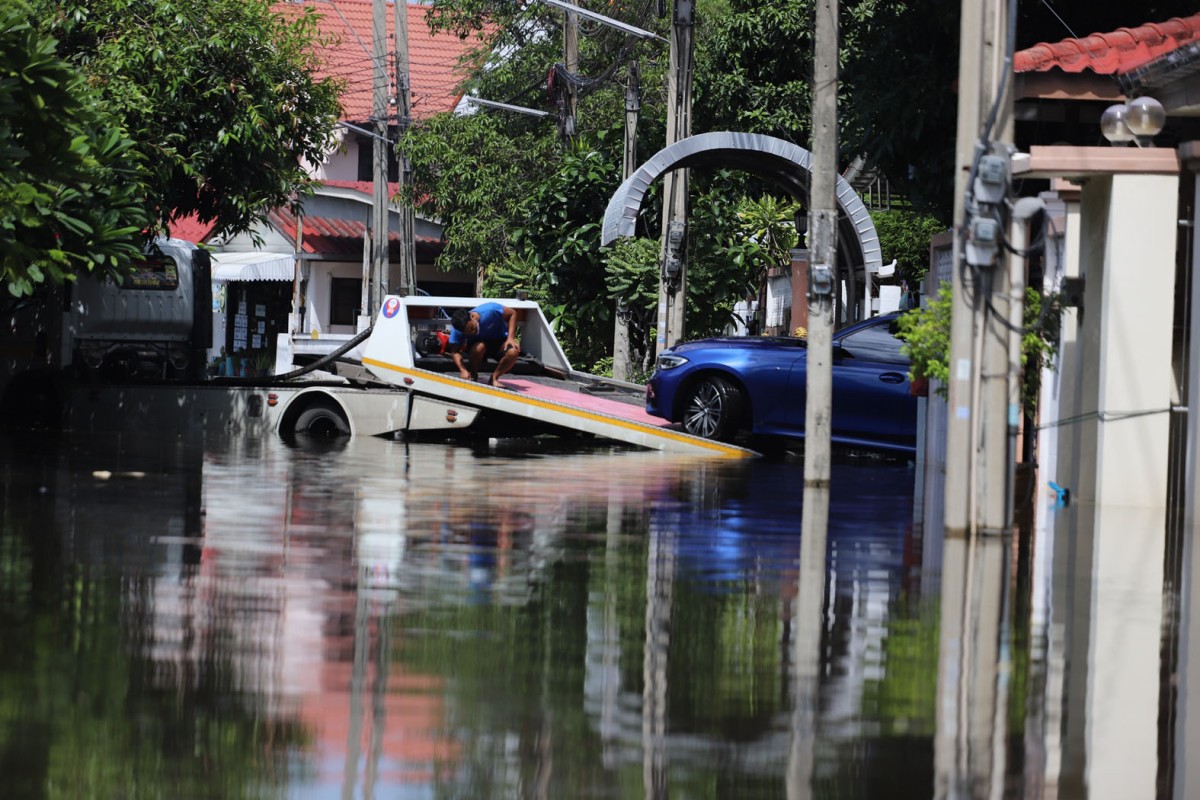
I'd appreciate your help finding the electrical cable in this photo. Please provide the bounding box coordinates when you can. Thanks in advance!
[1036,405,1180,430]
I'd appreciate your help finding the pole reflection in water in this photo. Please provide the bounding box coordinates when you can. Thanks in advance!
[932,533,1010,800]
[1034,503,1165,799]
[0,429,1007,797]
[1176,497,1200,800]
[788,485,829,800]
[642,501,674,799]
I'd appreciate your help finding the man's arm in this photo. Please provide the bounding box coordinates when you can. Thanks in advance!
[503,306,518,347]
[449,344,472,379]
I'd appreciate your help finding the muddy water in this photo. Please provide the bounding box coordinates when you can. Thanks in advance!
[0,430,1188,798]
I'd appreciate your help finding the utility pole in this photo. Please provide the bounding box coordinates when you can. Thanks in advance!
[802,0,837,516]
[562,1,579,139]
[657,0,694,353]
[944,0,1013,536]
[394,0,416,296]
[366,0,389,321]
[612,60,640,381]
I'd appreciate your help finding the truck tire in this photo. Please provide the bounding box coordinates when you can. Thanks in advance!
[293,399,351,437]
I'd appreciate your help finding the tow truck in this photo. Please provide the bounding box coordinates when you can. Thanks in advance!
[0,241,754,458]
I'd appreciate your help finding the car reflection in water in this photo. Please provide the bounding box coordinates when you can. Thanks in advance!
[0,431,929,797]
[645,313,919,454]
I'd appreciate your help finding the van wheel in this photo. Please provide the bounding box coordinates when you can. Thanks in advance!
[294,399,350,437]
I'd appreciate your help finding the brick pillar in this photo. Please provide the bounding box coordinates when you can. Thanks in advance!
[789,248,809,334]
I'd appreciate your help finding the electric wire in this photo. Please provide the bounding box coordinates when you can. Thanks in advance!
[1036,405,1181,431]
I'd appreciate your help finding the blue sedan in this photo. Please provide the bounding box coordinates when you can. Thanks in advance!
[645,313,919,454]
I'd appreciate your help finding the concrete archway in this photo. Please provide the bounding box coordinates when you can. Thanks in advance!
[601,131,882,313]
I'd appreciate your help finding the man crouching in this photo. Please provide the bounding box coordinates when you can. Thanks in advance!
[448,302,521,387]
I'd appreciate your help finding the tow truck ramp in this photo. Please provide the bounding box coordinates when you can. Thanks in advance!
[360,295,756,459]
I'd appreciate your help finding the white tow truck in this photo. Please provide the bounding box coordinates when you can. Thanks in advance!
[0,241,753,458]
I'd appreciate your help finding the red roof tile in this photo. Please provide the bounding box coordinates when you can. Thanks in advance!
[273,0,487,123]
[319,179,398,195]
[1015,13,1200,75]
[268,207,442,260]
[168,214,217,244]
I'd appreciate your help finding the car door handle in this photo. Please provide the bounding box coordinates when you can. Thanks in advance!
[879,372,905,384]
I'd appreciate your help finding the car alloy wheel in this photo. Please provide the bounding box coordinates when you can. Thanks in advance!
[682,376,743,441]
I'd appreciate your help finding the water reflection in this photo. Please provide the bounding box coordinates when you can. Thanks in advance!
[2,429,1191,797]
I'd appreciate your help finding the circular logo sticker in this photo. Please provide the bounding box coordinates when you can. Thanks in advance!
[382,297,401,319]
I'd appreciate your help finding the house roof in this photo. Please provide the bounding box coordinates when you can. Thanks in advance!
[1014,13,1200,76]
[168,214,218,244]
[267,206,442,261]
[168,181,437,254]
[273,0,486,123]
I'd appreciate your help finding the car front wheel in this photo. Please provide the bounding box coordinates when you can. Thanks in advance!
[681,376,743,441]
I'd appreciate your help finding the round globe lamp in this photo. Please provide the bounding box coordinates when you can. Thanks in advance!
[1100,103,1134,144]
[1126,96,1166,139]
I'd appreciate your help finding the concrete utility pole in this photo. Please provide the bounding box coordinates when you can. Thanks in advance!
[562,1,579,139]
[612,60,640,381]
[802,0,838,502]
[656,0,694,353]
[393,0,416,296]
[366,0,390,321]
[944,0,1014,536]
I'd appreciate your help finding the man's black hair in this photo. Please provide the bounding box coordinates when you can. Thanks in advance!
[451,308,471,332]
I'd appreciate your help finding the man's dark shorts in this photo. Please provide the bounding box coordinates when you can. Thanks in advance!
[480,339,508,361]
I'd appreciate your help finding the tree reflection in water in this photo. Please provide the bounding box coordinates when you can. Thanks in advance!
[0,429,1014,798]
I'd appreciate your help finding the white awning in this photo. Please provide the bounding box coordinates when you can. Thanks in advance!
[211,251,295,283]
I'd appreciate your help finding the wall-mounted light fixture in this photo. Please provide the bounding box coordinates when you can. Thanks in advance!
[1101,96,1166,147]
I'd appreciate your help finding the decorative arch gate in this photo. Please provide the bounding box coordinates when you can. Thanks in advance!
[601,131,882,323]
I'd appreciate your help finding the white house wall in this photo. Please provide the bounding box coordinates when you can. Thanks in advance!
[1071,173,1178,508]
[303,260,362,337]
[319,136,359,182]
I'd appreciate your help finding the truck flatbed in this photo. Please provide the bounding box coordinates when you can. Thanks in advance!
[358,295,757,458]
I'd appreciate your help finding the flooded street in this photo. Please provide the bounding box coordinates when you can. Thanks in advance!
[0,430,1191,798]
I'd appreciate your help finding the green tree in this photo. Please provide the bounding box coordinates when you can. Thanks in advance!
[484,136,623,368]
[733,194,801,330]
[403,112,559,284]
[33,0,342,240]
[603,236,660,377]
[896,282,1060,410]
[0,3,147,297]
[870,208,949,285]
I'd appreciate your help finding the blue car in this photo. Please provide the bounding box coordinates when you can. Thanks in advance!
[645,313,919,454]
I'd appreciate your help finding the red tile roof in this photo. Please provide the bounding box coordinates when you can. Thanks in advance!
[268,206,442,260]
[1015,13,1200,75]
[168,214,217,244]
[320,179,396,195]
[273,0,487,123]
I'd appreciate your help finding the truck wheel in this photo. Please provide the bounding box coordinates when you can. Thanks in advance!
[293,399,351,437]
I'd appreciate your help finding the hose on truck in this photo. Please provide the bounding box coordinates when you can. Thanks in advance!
[207,324,375,387]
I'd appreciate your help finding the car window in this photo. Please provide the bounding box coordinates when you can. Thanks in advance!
[837,319,908,364]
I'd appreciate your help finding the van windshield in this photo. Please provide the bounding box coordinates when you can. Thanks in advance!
[126,256,179,290]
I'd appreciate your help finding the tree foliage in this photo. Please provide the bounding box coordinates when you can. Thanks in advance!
[32,0,342,240]
[402,112,558,282]
[0,3,148,297]
[870,208,949,285]
[896,282,1061,410]
[693,0,814,136]
[483,135,623,368]
[402,0,1185,372]
[2,0,341,295]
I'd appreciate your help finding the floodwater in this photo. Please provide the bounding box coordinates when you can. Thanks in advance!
[0,430,1192,799]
